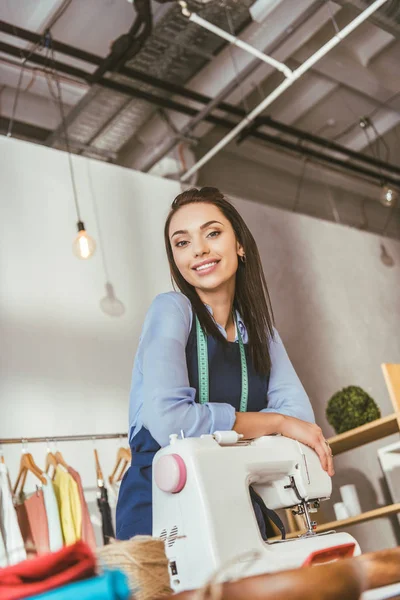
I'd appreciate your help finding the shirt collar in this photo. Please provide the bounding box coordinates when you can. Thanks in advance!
[204,304,248,343]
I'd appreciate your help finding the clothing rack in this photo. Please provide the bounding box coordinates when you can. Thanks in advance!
[0,433,128,445]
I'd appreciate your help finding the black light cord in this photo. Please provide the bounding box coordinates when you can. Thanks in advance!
[88,0,153,85]
[292,155,308,213]
[6,38,44,137]
[46,30,81,224]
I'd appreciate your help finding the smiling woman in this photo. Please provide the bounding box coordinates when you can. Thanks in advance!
[116,186,334,541]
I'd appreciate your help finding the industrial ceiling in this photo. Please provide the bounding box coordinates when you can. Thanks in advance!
[1,0,399,239]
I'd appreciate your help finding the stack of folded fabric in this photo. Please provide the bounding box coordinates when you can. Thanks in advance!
[0,540,131,600]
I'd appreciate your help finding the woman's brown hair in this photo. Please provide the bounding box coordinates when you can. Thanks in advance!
[164,187,275,376]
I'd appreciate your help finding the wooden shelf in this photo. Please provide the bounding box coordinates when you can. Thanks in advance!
[327,413,399,456]
[283,366,400,538]
[282,503,400,540]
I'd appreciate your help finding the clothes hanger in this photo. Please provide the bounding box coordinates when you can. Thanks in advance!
[13,441,47,495]
[109,446,131,485]
[54,440,69,470]
[93,438,104,487]
[45,439,58,479]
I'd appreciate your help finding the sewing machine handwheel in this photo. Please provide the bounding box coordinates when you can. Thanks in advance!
[154,454,187,493]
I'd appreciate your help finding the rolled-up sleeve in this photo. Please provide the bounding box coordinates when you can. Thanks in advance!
[261,328,315,423]
[139,294,236,447]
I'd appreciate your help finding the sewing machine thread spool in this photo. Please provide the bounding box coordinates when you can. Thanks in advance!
[213,431,243,445]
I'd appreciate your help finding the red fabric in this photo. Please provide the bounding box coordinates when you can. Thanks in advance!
[0,540,96,600]
[67,467,97,551]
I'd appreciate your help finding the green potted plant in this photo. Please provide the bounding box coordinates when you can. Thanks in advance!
[326,386,381,435]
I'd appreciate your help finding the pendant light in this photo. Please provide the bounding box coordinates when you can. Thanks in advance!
[72,221,96,260]
[380,185,398,208]
[47,31,96,260]
[100,282,126,317]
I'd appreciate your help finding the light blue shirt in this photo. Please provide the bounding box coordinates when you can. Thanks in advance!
[129,292,315,447]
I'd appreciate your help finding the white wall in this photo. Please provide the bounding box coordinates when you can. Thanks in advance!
[0,137,180,537]
[1,136,400,552]
[232,195,400,551]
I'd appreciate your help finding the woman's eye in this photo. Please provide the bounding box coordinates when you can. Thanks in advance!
[208,231,221,238]
[176,240,188,248]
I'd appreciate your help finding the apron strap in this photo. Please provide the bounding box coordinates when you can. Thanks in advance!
[249,486,286,540]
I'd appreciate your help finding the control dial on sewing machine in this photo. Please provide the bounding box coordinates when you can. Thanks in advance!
[154,454,187,493]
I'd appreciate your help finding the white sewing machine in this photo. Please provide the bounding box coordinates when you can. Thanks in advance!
[152,431,361,592]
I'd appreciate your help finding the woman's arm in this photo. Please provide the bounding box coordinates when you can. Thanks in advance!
[233,412,334,475]
[139,293,236,447]
[261,327,315,422]
[234,328,334,476]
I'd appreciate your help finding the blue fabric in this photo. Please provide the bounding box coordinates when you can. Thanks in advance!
[116,292,314,540]
[29,570,130,600]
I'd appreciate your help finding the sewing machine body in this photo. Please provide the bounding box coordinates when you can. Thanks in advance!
[152,433,360,592]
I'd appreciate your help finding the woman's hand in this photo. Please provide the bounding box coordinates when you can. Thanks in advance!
[279,415,334,476]
[233,412,334,477]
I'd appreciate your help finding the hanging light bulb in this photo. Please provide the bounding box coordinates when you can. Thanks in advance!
[380,185,398,207]
[44,31,97,261]
[100,282,125,317]
[380,243,394,267]
[72,221,96,260]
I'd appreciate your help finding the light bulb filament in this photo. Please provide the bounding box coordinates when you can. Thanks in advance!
[72,223,96,260]
[78,233,91,259]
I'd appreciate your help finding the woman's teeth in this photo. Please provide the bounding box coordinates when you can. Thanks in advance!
[196,261,217,271]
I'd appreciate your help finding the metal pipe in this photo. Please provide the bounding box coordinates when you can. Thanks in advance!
[250,128,400,187]
[3,20,399,177]
[181,0,390,182]
[2,40,399,186]
[2,48,399,183]
[0,433,128,445]
[183,10,293,79]
[0,20,241,113]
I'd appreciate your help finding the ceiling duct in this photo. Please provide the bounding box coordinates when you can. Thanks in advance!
[46,0,253,157]
[361,0,400,21]
[336,0,400,36]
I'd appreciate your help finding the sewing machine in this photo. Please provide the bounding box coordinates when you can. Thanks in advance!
[152,431,361,592]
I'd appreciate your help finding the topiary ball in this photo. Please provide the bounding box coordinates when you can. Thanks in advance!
[326,386,381,435]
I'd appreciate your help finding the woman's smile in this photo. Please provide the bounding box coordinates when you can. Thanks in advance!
[192,259,221,276]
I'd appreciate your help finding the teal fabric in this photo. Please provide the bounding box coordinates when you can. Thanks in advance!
[29,570,131,600]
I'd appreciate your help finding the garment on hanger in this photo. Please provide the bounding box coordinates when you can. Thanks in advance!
[42,474,63,552]
[0,540,96,600]
[107,480,121,534]
[53,466,82,545]
[25,569,130,600]
[23,489,50,555]
[97,486,115,545]
[67,467,96,550]
[0,463,26,565]
[16,489,50,557]
[0,518,7,567]
[15,500,35,559]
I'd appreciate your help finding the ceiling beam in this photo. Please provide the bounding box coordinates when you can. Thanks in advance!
[3,19,400,176]
[1,44,400,186]
[0,20,243,117]
[0,117,51,141]
[2,37,400,180]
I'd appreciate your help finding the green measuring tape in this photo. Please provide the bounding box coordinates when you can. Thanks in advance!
[196,312,248,412]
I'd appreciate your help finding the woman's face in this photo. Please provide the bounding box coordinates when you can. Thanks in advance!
[169,202,244,294]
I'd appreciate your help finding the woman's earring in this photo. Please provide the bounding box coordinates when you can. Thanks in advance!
[240,254,246,264]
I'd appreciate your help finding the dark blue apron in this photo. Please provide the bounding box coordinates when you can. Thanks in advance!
[116,313,269,540]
